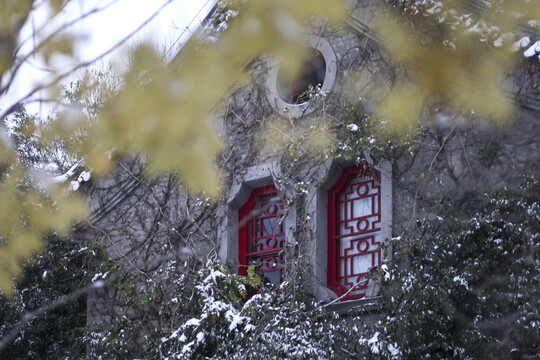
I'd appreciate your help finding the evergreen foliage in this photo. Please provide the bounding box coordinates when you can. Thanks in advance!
[3,167,538,359]
[364,175,540,359]
[0,235,88,359]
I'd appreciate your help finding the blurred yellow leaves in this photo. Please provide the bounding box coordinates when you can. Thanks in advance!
[83,0,346,198]
[41,34,76,65]
[0,0,346,294]
[261,114,336,160]
[377,83,425,133]
[0,167,86,295]
[374,1,526,131]
[1,1,86,296]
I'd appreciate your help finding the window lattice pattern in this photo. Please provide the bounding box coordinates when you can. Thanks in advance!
[337,175,381,298]
[328,167,382,301]
[241,187,285,286]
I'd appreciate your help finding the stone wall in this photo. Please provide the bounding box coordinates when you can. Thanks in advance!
[82,158,216,331]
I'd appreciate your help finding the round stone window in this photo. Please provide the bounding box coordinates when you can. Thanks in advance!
[267,36,337,118]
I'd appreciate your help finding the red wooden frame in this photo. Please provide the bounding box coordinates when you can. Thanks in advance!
[328,165,382,301]
[238,185,285,286]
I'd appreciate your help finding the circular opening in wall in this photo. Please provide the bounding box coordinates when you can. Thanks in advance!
[266,36,338,118]
[276,48,326,104]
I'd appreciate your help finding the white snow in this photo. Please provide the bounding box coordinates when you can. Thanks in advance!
[51,162,80,183]
[227,311,244,331]
[381,264,391,281]
[367,332,380,354]
[388,343,400,357]
[92,280,105,288]
[78,170,91,182]
[493,37,504,48]
[511,37,530,51]
[426,2,443,15]
[523,40,540,57]
[70,180,80,191]
[184,318,200,327]
[453,275,469,289]
[204,269,226,284]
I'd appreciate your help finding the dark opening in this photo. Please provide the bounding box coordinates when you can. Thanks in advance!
[277,48,326,104]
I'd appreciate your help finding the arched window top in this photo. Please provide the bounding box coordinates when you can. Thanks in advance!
[329,165,381,199]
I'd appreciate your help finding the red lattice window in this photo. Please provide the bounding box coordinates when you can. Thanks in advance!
[239,185,285,286]
[328,165,382,301]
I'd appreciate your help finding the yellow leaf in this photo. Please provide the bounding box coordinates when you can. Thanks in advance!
[377,84,425,134]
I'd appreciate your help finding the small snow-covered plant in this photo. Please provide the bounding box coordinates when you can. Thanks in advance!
[296,83,328,107]
[157,261,260,359]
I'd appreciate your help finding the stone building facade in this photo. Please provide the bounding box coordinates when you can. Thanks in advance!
[82,0,540,353]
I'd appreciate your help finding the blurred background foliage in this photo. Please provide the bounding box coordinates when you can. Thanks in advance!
[375,0,540,132]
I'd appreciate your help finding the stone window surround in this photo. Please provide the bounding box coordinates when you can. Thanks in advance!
[238,184,285,285]
[306,159,392,303]
[218,162,296,274]
[266,35,338,118]
[218,159,391,305]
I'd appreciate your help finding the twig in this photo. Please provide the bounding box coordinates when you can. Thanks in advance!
[320,279,370,309]
[405,126,455,232]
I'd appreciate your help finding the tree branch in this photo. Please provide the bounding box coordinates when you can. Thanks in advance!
[1,0,174,120]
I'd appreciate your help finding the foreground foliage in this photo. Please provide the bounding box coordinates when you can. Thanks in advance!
[0,0,349,295]
[88,259,362,360]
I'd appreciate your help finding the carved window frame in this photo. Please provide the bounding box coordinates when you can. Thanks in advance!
[218,162,295,281]
[306,160,392,304]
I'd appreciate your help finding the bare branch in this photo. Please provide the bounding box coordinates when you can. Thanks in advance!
[1,0,174,120]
